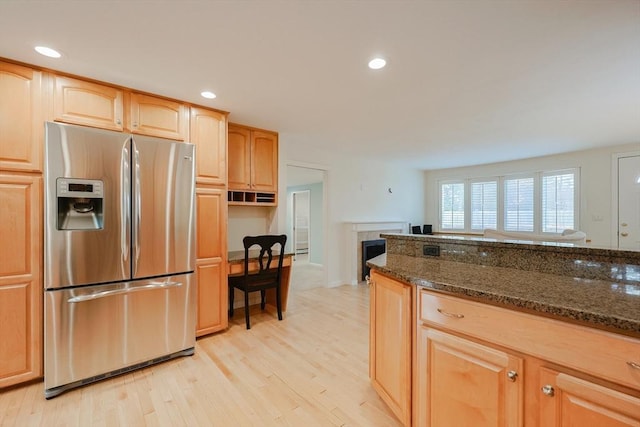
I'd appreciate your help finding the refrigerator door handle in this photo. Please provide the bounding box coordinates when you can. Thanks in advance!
[133,143,142,275]
[121,143,131,275]
[66,280,183,303]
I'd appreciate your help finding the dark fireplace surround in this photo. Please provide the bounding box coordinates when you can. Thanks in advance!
[361,239,386,281]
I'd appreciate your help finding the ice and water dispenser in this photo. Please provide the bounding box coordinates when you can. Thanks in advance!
[56,178,104,230]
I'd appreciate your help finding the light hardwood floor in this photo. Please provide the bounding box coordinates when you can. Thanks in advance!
[0,285,401,427]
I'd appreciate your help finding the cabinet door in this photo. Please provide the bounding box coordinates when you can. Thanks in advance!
[251,130,278,192]
[539,368,640,426]
[417,327,523,427]
[369,271,412,426]
[195,186,228,336]
[227,124,251,190]
[190,107,227,185]
[0,174,42,387]
[128,93,188,141]
[53,75,124,131]
[0,62,43,172]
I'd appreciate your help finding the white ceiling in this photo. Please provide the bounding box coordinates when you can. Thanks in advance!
[1,0,638,170]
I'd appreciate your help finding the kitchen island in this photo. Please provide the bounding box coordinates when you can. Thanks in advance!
[367,233,640,426]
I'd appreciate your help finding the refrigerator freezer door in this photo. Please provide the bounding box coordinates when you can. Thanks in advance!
[44,274,196,396]
[131,135,195,279]
[44,122,131,289]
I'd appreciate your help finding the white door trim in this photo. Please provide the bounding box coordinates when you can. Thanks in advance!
[610,150,640,248]
[285,161,330,287]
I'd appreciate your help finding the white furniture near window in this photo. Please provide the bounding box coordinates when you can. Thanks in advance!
[483,228,587,244]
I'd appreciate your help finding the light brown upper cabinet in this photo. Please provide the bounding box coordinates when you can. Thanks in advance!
[52,75,124,132]
[127,92,189,141]
[190,107,227,185]
[0,62,43,172]
[228,123,278,193]
[228,125,251,190]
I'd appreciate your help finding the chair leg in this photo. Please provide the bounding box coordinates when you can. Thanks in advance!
[229,285,234,317]
[276,285,283,321]
[244,290,251,329]
[260,290,266,310]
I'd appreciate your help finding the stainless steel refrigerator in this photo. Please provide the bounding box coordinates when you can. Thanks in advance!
[43,121,196,399]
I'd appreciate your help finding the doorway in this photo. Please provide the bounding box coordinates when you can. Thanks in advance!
[616,154,640,249]
[286,164,326,289]
[292,190,310,259]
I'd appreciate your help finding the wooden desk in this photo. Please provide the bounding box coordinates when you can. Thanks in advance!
[227,251,293,311]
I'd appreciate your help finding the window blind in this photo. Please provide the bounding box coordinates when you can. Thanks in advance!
[441,182,465,229]
[504,177,534,232]
[542,172,575,232]
[471,181,497,230]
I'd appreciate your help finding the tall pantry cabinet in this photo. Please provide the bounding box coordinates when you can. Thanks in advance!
[190,107,229,336]
[0,61,44,388]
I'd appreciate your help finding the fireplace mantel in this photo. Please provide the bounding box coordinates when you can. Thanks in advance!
[345,221,409,285]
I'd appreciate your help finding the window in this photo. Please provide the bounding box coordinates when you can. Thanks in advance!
[542,172,575,232]
[470,181,497,230]
[504,176,534,232]
[438,169,578,234]
[440,182,464,230]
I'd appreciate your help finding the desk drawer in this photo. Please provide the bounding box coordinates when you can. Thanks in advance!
[419,290,640,391]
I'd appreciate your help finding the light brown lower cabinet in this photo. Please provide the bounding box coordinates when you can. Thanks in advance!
[538,368,640,426]
[195,258,227,336]
[417,327,523,427]
[195,185,228,336]
[0,173,42,388]
[369,271,412,426]
[370,271,640,427]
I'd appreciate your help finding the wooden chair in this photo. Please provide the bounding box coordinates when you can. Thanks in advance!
[228,234,287,329]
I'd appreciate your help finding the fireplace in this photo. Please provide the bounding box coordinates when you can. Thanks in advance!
[362,239,386,281]
[345,221,408,285]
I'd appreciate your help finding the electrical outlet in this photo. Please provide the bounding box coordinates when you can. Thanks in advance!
[423,245,440,257]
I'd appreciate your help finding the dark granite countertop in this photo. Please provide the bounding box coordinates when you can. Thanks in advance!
[368,253,640,338]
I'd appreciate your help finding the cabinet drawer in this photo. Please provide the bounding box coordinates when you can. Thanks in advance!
[419,290,640,391]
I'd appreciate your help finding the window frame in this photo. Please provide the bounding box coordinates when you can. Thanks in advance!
[439,180,466,231]
[469,177,499,232]
[437,168,579,235]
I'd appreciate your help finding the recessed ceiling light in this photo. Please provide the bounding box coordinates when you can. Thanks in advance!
[368,57,386,70]
[35,46,61,58]
[201,91,217,99]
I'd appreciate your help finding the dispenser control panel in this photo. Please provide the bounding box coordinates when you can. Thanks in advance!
[57,178,104,198]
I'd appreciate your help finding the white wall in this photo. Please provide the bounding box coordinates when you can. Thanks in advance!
[278,136,425,286]
[424,142,639,247]
[227,206,275,251]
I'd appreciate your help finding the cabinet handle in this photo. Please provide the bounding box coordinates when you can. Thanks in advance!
[628,361,640,370]
[436,308,464,319]
[621,222,628,227]
[133,122,138,128]
[507,370,518,382]
[116,119,122,125]
[365,275,372,286]
[541,385,555,396]
[620,232,629,237]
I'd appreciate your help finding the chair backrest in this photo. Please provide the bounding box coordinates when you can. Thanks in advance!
[242,234,288,280]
